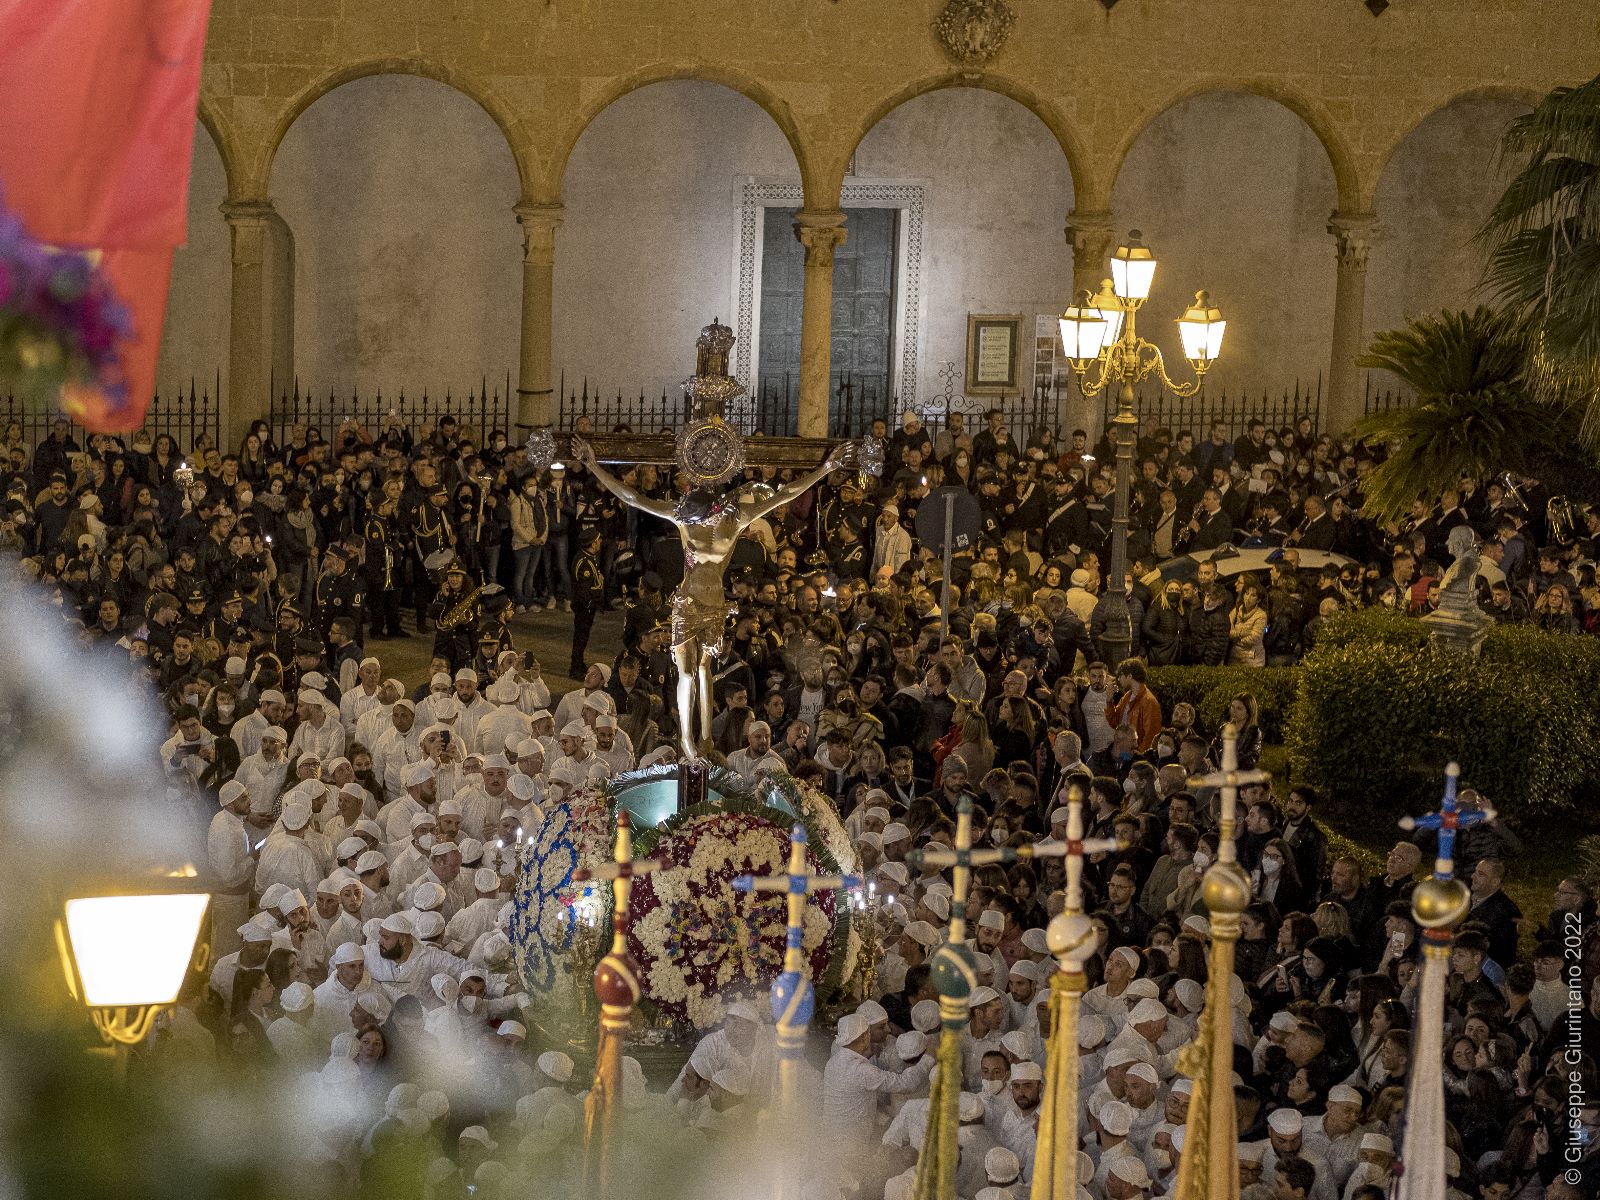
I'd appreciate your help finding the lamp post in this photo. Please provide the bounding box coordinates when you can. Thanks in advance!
[56,874,211,1056]
[1058,231,1226,665]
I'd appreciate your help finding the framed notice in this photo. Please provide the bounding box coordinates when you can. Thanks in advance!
[965,313,1024,395]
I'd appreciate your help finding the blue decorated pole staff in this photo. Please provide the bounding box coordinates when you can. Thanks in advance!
[1174,722,1272,1200]
[571,812,661,1199]
[733,824,861,1200]
[905,795,1018,1200]
[1395,764,1483,1200]
[1027,786,1124,1200]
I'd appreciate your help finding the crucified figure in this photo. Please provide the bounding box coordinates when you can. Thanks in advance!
[572,437,857,759]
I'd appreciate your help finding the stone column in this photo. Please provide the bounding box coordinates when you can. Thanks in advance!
[1326,212,1377,436]
[1065,210,1118,438]
[514,202,564,430]
[222,199,278,445]
[793,209,848,438]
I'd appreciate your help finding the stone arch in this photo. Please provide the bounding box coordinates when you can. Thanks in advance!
[196,93,244,200]
[549,64,815,204]
[838,72,1095,208]
[1364,84,1542,210]
[253,57,537,199]
[1108,78,1360,213]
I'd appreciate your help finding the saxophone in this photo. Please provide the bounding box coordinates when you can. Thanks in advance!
[438,584,483,630]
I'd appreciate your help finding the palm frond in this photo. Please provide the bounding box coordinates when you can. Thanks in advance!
[1356,307,1526,397]
[1478,156,1599,242]
[1498,76,1600,165]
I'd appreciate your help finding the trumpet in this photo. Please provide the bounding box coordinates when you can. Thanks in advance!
[1548,495,1587,544]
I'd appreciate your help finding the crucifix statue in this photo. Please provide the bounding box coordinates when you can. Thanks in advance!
[569,320,858,760]
[732,823,861,1170]
[1028,785,1123,1200]
[1395,763,1481,1200]
[571,811,661,1199]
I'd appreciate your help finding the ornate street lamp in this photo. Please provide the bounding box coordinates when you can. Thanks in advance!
[56,870,211,1046]
[1058,230,1225,665]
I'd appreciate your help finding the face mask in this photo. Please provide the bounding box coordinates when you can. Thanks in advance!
[1261,857,1282,875]
[1152,1149,1172,1172]
[981,1079,1006,1096]
[1193,852,1211,870]
[418,833,435,851]
[458,995,481,1014]
[991,830,1008,846]
[217,702,235,718]
[1123,779,1137,794]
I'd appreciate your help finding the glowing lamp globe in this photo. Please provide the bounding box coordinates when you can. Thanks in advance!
[1176,290,1226,366]
[59,884,210,1043]
[1058,293,1112,367]
[1091,280,1126,345]
[1111,232,1157,302]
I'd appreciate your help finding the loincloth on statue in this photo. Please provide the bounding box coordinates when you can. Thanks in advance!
[670,591,733,650]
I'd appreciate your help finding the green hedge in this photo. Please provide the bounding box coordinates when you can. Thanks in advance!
[1286,619,1600,833]
[1146,665,1299,742]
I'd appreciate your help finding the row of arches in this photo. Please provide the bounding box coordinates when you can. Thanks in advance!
[200,60,1539,215]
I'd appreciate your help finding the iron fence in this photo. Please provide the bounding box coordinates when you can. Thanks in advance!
[1096,376,1325,444]
[1362,376,1414,415]
[555,374,691,434]
[267,374,512,449]
[557,370,897,438]
[0,376,221,452]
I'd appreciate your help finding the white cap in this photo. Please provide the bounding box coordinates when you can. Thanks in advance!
[895,1031,927,1060]
[1109,1157,1151,1188]
[429,840,459,858]
[482,752,511,771]
[1097,1099,1134,1136]
[537,1051,574,1082]
[877,861,909,887]
[529,709,553,724]
[225,656,245,675]
[1171,1077,1193,1096]
[835,1013,871,1046]
[969,986,1002,1008]
[354,990,392,1023]
[507,774,536,802]
[239,920,274,944]
[497,1020,527,1041]
[473,867,499,892]
[380,913,415,936]
[1328,1084,1362,1106]
[1126,1062,1159,1086]
[1078,1015,1106,1046]
[454,668,477,683]
[259,689,286,705]
[1021,927,1049,953]
[1174,979,1205,1012]
[1008,959,1039,983]
[276,889,308,915]
[1183,914,1210,937]
[560,720,588,739]
[315,876,341,896]
[281,802,312,831]
[958,1092,985,1122]
[985,1147,1021,1183]
[430,672,451,689]
[1001,1030,1034,1059]
[1360,1133,1394,1154]
[356,850,386,873]
[922,892,950,920]
[1268,1108,1303,1136]
[1124,978,1159,1000]
[856,999,888,1025]
[1269,1011,1298,1032]
[882,822,910,842]
[595,713,616,730]
[323,756,350,776]
[330,942,363,966]
[1238,1142,1267,1165]
[515,738,544,760]
[977,909,1005,932]
[1103,1047,1140,1071]
[1129,998,1168,1025]
[458,1126,496,1149]
[911,999,940,1033]
[280,981,314,1013]
[402,760,435,787]
[263,724,288,743]
[1010,1061,1043,1083]
[725,999,762,1024]
[904,920,941,948]
[218,780,248,807]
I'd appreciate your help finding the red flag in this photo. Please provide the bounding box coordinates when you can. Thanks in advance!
[0,0,213,431]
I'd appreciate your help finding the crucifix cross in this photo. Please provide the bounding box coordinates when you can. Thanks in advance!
[573,810,662,957]
[906,795,1018,943]
[733,824,861,1105]
[554,430,837,469]
[1186,722,1271,866]
[1028,784,1124,917]
[1399,762,1492,883]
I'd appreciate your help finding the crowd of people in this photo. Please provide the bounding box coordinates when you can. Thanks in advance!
[2,405,1598,1199]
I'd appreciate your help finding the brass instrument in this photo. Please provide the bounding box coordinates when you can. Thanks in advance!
[438,584,483,630]
[1547,495,1583,544]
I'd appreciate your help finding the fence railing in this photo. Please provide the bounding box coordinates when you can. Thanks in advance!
[267,374,513,449]
[1362,376,1414,415]
[1,377,221,453]
[556,370,898,438]
[1094,375,1327,445]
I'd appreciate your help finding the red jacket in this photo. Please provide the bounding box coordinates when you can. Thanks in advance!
[1108,685,1163,753]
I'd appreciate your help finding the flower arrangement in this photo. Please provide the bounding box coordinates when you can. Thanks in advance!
[0,195,129,413]
[509,786,614,995]
[629,801,853,1031]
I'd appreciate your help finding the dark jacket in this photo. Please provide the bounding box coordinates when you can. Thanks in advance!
[1183,604,1230,666]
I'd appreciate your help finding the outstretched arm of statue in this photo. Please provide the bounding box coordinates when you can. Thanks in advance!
[738,443,858,526]
[570,436,676,520]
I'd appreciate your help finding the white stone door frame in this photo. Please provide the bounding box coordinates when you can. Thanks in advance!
[731,176,927,414]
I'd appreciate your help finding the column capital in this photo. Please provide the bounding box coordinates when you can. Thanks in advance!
[1065,208,1117,247]
[515,202,564,265]
[221,200,276,267]
[1328,210,1378,271]
[793,208,849,264]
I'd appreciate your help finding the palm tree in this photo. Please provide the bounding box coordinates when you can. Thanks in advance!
[1479,73,1600,445]
[1352,308,1564,524]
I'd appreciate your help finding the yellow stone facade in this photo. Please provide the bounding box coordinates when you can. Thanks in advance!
[197,0,1594,434]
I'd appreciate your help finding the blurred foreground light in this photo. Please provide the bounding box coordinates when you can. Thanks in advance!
[59,887,210,1043]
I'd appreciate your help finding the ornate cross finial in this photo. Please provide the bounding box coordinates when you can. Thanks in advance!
[733,824,861,1155]
[1186,722,1271,865]
[574,812,662,1198]
[906,795,1023,943]
[1399,762,1493,884]
[1029,783,1124,917]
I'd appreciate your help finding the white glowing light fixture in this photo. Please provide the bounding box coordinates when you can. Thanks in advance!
[1176,290,1227,364]
[1110,232,1157,302]
[1058,293,1112,365]
[63,892,210,1008]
